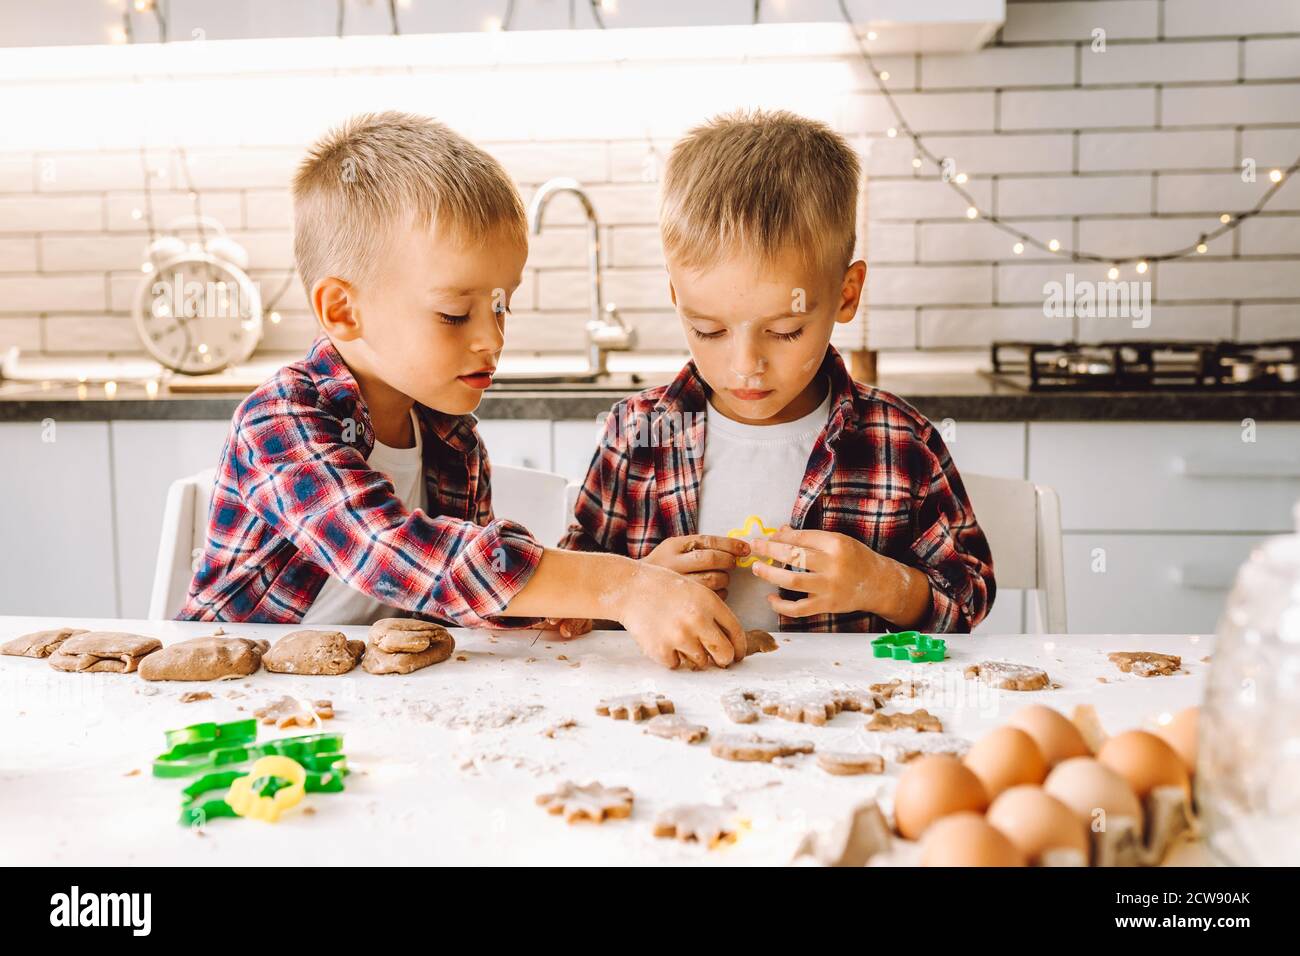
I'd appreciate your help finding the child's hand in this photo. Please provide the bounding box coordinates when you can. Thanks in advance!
[618,563,746,669]
[643,534,750,599]
[538,618,594,639]
[748,527,933,627]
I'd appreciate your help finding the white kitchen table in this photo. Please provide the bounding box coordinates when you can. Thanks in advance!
[0,616,1213,866]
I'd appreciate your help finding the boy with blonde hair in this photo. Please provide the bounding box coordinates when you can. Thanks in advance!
[180,111,745,670]
[561,109,995,633]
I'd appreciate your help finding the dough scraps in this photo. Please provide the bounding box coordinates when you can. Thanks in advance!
[595,692,674,721]
[866,708,944,733]
[2,627,87,659]
[643,713,708,743]
[963,661,1051,691]
[47,631,162,674]
[653,804,741,846]
[710,732,814,763]
[254,695,334,729]
[179,691,213,703]
[137,636,269,682]
[536,781,634,823]
[720,687,879,725]
[263,629,365,675]
[1108,651,1181,677]
[745,629,779,654]
[816,750,886,776]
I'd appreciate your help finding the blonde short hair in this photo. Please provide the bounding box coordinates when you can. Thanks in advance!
[291,111,526,294]
[660,109,860,276]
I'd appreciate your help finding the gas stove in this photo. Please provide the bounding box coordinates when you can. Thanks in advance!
[986,340,1300,392]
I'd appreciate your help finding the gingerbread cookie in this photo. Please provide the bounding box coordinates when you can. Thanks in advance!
[710,732,814,763]
[1108,651,1181,677]
[860,731,972,763]
[963,661,1051,691]
[254,695,334,728]
[643,714,708,743]
[263,629,365,675]
[721,687,878,725]
[595,692,674,721]
[745,629,779,654]
[2,627,87,659]
[870,678,922,700]
[816,750,886,776]
[653,804,740,846]
[47,631,161,674]
[867,708,943,733]
[362,626,455,675]
[137,636,269,682]
[536,781,634,823]
[369,617,448,654]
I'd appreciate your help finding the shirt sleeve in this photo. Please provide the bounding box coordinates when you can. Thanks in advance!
[556,408,632,554]
[232,396,543,629]
[906,424,996,634]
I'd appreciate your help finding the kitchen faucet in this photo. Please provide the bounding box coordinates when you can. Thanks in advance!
[526,177,637,376]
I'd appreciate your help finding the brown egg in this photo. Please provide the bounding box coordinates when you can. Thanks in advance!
[964,726,1048,799]
[1044,757,1144,830]
[893,754,989,840]
[1007,705,1091,766]
[987,785,1090,863]
[1156,707,1198,776]
[1098,729,1191,799]
[921,812,1026,867]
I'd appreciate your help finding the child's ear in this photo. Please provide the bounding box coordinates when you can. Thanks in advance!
[667,279,678,307]
[835,260,867,325]
[314,277,362,340]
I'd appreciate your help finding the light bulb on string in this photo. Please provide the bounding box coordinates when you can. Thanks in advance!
[1136,260,1148,275]
[1013,242,1024,255]
[1048,239,1060,252]
[1107,266,1119,280]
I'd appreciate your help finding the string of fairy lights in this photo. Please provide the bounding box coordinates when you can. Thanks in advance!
[108,0,1300,285]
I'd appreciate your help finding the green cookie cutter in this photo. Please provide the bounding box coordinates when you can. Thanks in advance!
[871,631,946,662]
[154,727,346,778]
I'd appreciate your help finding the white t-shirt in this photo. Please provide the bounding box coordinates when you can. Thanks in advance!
[695,381,832,630]
[300,408,428,626]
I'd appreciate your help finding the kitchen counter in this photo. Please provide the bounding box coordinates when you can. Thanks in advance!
[0,616,1211,866]
[1,372,1296,422]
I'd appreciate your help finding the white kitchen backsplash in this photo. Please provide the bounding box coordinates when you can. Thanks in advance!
[0,0,1297,361]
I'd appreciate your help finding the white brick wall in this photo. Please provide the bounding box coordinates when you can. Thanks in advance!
[1,1,1297,359]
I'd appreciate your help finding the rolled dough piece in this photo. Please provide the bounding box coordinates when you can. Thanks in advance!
[138,636,269,681]
[2,627,87,658]
[48,631,161,674]
[745,629,779,654]
[362,631,455,675]
[369,617,446,653]
[263,629,365,675]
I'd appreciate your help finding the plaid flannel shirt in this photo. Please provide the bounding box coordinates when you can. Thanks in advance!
[177,335,543,627]
[558,345,995,633]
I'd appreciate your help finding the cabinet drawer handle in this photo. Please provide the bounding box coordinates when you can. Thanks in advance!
[1167,563,1236,590]
[1172,455,1300,479]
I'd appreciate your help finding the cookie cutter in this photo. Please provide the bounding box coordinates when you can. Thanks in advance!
[727,515,778,568]
[225,755,308,823]
[153,716,345,777]
[871,631,946,662]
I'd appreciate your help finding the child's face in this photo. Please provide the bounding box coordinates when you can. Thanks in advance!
[667,248,865,425]
[320,221,526,416]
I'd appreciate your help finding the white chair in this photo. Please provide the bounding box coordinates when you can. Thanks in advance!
[962,473,1067,634]
[147,463,574,620]
[148,467,217,620]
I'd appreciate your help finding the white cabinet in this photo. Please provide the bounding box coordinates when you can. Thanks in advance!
[111,420,233,618]
[0,421,117,616]
[940,421,1026,482]
[553,417,606,482]
[476,419,553,471]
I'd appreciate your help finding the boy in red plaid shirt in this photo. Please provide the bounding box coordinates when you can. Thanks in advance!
[179,112,745,670]
[560,110,995,633]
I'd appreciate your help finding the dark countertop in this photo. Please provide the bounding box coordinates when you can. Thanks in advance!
[0,373,1296,422]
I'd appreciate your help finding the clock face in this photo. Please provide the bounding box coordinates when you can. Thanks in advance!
[134,251,263,374]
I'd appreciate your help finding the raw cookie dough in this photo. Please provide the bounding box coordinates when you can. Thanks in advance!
[721,687,879,725]
[653,804,740,846]
[369,617,446,653]
[867,708,944,733]
[870,678,922,700]
[254,695,334,728]
[816,751,886,776]
[137,636,269,682]
[179,691,212,703]
[860,731,972,763]
[963,661,1051,691]
[263,629,365,675]
[643,714,708,743]
[47,631,161,674]
[2,627,87,659]
[362,624,455,674]
[745,629,779,654]
[1108,651,1181,677]
[710,732,814,763]
[595,692,674,721]
[536,781,634,823]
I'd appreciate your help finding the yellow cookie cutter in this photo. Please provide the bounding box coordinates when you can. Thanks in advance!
[727,515,778,568]
[226,755,307,823]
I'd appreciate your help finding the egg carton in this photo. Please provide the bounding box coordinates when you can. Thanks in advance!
[791,787,1196,867]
